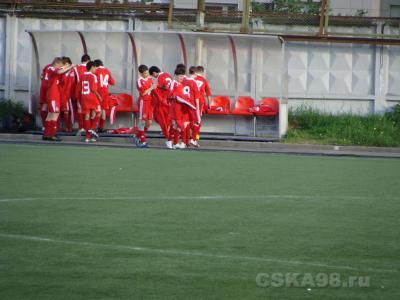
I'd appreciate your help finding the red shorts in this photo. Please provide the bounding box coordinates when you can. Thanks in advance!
[188,106,201,124]
[170,102,189,130]
[98,89,109,110]
[139,99,153,121]
[82,95,101,115]
[47,99,60,113]
[60,96,70,112]
[154,103,170,125]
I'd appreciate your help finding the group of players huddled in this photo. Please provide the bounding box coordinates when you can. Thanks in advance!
[39,54,211,148]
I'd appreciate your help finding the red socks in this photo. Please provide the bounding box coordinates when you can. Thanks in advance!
[137,130,146,143]
[192,124,200,141]
[40,111,47,128]
[173,129,180,145]
[44,120,57,137]
[84,119,91,139]
[99,118,105,130]
[64,112,71,132]
[183,126,190,145]
[91,115,100,130]
[78,113,84,130]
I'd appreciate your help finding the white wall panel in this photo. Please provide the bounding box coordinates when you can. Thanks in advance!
[387,46,400,97]
[0,17,5,86]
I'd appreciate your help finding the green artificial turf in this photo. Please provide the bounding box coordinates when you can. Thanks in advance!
[0,144,399,300]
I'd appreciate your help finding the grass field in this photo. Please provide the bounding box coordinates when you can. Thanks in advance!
[0,143,399,300]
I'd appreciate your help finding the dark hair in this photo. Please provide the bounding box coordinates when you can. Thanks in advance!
[52,57,63,65]
[138,64,148,73]
[149,66,160,75]
[86,61,95,71]
[62,56,72,65]
[81,54,91,63]
[93,59,103,67]
[189,66,197,75]
[196,66,204,73]
[176,63,186,70]
[174,67,186,76]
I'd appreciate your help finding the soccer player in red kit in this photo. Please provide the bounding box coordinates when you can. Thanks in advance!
[38,60,54,129]
[182,68,201,148]
[189,65,212,145]
[79,61,102,142]
[149,66,172,147]
[171,67,200,148]
[93,59,115,133]
[135,64,156,148]
[169,68,188,149]
[59,56,75,132]
[195,65,212,114]
[43,58,75,141]
[74,54,91,136]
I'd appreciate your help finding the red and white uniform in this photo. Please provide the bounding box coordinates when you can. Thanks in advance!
[60,70,75,112]
[74,64,88,107]
[95,66,115,110]
[80,72,101,114]
[194,74,211,114]
[152,72,172,137]
[39,64,52,107]
[153,72,172,107]
[169,80,187,131]
[178,77,201,124]
[46,67,63,113]
[137,76,154,121]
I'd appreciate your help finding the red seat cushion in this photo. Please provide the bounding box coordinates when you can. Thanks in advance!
[232,96,255,116]
[208,96,231,115]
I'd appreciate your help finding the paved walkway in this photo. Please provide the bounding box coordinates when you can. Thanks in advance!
[1,133,400,158]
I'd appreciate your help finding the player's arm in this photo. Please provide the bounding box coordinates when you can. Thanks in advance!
[92,77,102,101]
[191,80,200,110]
[108,71,116,86]
[57,64,76,75]
[204,80,211,108]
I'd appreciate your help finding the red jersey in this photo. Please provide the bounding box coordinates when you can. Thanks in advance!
[137,76,154,102]
[153,72,172,106]
[80,72,99,106]
[176,77,199,109]
[74,64,87,100]
[39,64,52,104]
[96,66,115,94]
[60,70,75,103]
[194,75,211,98]
[46,67,62,102]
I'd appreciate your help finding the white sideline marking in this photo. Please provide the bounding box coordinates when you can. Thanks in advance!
[0,194,387,203]
[0,233,397,274]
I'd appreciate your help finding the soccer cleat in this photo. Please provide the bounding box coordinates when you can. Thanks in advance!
[76,128,85,136]
[165,140,173,149]
[138,142,148,148]
[85,138,91,143]
[133,136,140,147]
[90,137,97,142]
[177,142,187,149]
[189,139,199,148]
[88,129,99,138]
[48,136,62,142]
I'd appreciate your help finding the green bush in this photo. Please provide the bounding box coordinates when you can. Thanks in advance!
[0,99,31,132]
[287,106,400,147]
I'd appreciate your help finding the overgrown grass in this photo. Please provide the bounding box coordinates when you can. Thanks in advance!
[286,105,400,147]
